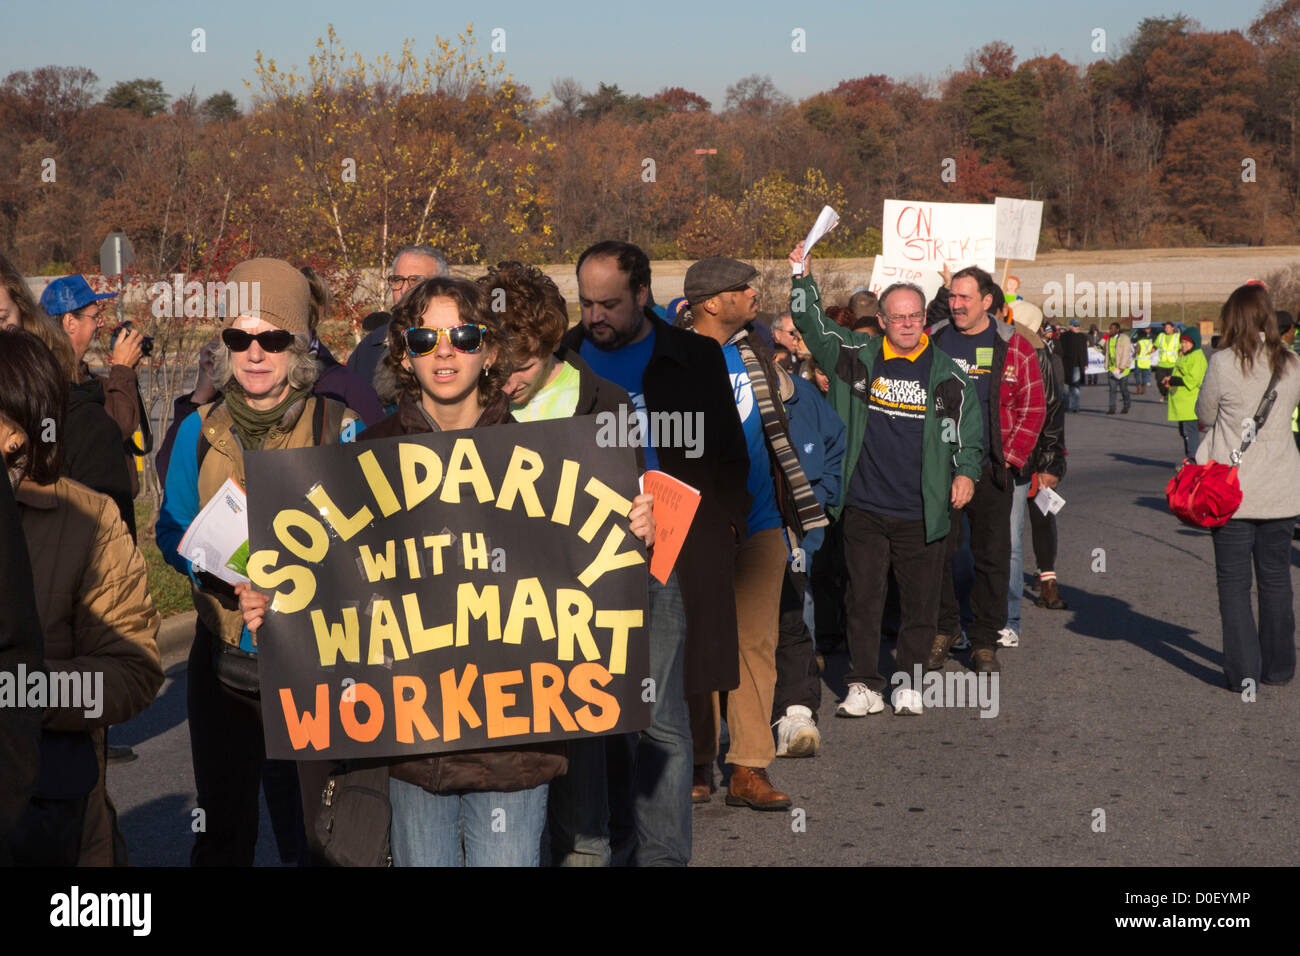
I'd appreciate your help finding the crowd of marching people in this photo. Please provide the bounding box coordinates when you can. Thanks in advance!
[1,236,1297,868]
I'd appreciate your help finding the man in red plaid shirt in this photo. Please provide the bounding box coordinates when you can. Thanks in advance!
[925,266,1046,673]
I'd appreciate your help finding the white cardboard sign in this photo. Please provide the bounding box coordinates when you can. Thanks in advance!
[881,199,997,273]
[994,197,1044,260]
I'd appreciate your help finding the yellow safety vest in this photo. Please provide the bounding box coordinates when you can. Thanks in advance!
[1136,339,1154,369]
[1155,332,1180,367]
[1107,335,1130,377]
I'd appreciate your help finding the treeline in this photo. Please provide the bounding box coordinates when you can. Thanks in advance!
[3,8,1300,281]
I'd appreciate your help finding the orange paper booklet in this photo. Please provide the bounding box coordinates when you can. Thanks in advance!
[639,470,702,585]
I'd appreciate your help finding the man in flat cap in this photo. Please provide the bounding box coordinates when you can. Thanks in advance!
[680,257,827,810]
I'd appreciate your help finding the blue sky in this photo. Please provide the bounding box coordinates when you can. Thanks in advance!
[2,0,1261,109]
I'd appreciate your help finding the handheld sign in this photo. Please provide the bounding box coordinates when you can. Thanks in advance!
[245,417,652,760]
[881,199,997,273]
[867,259,944,307]
[993,198,1044,261]
[797,205,840,271]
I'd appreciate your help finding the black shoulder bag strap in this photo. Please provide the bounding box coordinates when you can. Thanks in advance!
[1231,369,1282,468]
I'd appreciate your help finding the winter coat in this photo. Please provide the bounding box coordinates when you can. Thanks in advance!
[561,312,751,695]
[789,274,984,544]
[64,385,137,539]
[0,476,43,850]
[311,339,385,427]
[782,373,845,555]
[75,361,143,499]
[1019,325,1066,481]
[1196,346,1300,520]
[15,477,163,865]
[357,392,569,794]
[1167,327,1207,423]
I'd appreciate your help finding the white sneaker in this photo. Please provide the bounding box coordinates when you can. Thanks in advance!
[891,687,923,716]
[836,682,884,717]
[775,705,820,757]
[952,630,971,650]
[997,627,1020,647]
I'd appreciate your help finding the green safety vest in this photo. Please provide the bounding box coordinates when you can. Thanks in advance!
[1107,335,1130,377]
[1136,339,1154,369]
[1155,332,1180,367]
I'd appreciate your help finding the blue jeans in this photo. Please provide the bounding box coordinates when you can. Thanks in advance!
[547,573,692,867]
[388,779,548,866]
[1007,477,1031,635]
[1068,366,1081,412]
[1210,517,1297,690]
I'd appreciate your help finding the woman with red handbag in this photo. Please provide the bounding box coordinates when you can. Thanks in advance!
[1196,284,1300,693]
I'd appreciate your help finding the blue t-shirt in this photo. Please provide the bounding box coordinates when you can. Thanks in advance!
[580,328,659,473]
[722,342,782,536]
[846,340,931,520]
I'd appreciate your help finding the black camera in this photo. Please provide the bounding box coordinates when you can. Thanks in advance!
[109,321,154,357]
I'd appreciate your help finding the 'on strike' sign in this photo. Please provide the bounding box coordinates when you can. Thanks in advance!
[244,416,651,760]
[881,199,997,273]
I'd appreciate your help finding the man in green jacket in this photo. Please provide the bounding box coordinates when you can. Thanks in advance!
[787,242,983,716]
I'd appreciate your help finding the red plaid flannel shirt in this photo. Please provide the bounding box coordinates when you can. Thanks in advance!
[999,331,1047,470]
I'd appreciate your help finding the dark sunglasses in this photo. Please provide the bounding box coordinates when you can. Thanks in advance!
[222,328,295,353]
[404,324,487,356]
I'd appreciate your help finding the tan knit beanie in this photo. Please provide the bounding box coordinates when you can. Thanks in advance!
[223,258,311,337]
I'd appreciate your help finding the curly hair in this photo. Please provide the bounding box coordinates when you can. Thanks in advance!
[477,260,567,365]
[384,276,513,407]
[212,332,319,396]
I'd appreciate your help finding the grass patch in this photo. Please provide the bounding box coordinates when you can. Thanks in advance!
[135,499,191,619]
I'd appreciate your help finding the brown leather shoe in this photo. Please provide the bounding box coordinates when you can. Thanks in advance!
[927,631,961,669]
[1036,578,1069,610]
[725,765,791,810]
[971,648,1000,673]
[692,763,713,804]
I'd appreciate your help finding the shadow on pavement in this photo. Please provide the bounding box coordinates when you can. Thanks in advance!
[1109,453,1179,470]
[1057,583,1225,688]
[115,662,189,748]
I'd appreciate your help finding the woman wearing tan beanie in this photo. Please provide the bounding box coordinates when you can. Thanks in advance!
[156,257,363,866]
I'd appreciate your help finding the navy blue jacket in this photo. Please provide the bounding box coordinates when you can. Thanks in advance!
[783,374,845,556]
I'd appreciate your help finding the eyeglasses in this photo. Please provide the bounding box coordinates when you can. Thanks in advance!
[221,328,295,353]
[404,324,488,356]
[387,275,428,290]
[884,312,925,325]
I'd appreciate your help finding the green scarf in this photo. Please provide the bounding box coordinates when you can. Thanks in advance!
[225,385,312,450]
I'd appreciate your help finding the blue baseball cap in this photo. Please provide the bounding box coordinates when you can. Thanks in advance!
[39,275,117,316]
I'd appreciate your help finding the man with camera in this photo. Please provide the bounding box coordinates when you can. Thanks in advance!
[41,274,150,513]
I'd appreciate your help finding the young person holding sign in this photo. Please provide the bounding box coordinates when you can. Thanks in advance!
[353,275,655,867]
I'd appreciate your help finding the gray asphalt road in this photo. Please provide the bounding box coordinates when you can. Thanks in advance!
[107,378,1300,866]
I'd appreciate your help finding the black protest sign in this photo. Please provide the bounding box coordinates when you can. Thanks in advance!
[244,416,651,760]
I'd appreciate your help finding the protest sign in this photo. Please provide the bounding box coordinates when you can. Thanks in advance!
[244,417,651,760]
[1087,347,1106,376]
[881,199,997,273]
[867,259,944,307]
[994,197,1044,260]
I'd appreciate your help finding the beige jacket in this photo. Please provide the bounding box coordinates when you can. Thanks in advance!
[16,477,163,865]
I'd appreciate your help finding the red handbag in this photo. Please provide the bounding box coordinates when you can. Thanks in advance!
[1166,459,1242,527]
[1166,371,1279,528]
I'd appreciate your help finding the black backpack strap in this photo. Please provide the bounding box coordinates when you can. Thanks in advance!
[195,396,224,473]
